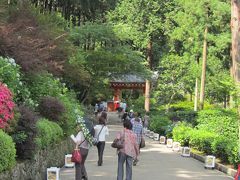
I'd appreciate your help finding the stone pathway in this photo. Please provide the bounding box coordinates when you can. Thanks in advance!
[60,112,233,180]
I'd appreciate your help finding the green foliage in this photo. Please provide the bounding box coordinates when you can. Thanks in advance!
[0,57,34,106]
[0,130,16,172]
[211,136,238,164]
[149,115,171,135]
[168,111,197,126]
[58,91,84,135]
[169,101,194,111]
[189,130,217,154]
[27,72,67,104]
[164,0,231,105]
[11,131,27,144]
[155,54,194,105]
[172,122,193,146]
[196,109,238,138]
[36,118,63,149]
[69,22,150,103]
[127,95,145,113]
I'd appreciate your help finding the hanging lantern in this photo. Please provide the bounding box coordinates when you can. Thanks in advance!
[204,155,215,169]
[166,139,173,148]
[181,147,191,157]
[159,136,166,144]
[47,167,60,180]
[65,154,74,168]
[172,142,180,151]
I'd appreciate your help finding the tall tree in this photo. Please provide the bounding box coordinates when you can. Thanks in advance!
[231,0,240,157]
[165,0,231,108]
[108,0,175,111]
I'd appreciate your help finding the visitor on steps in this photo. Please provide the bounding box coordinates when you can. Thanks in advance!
[94,116,109,166]
[116,120,139,180]
[71,125,90,180]
[143,112,150,129]
[132,115,143,166]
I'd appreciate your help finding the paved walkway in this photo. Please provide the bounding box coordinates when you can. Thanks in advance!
[60,112,233,180]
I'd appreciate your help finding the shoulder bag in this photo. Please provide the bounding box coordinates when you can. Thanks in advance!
[71,139,85,163]
[111,130,124,149]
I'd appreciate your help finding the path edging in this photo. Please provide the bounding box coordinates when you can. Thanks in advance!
[190,152,237,178]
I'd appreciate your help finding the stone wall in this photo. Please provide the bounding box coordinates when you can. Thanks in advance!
[0,138,74,180]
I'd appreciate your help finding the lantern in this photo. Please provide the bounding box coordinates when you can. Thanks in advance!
[47,167,60,180]
[159,136,166,144]
[204,155,215,169]
[181,147,191,157]
[149,131,154,138]
[154,133,159,141]
[172,142,180,151]
[166,139,173,148]
[65,154,74,168]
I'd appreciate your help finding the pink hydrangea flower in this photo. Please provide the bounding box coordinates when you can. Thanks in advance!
[0,83,15,129]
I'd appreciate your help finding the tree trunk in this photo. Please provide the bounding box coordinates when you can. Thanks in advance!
[145,80,150,112]
[231,0,240,156]
[199,27,208,110]
[145,40,153,112]
[194,78,198,111]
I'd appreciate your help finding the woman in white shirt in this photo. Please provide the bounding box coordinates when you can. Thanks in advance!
[94,116,109,166]
[72,126,90,180]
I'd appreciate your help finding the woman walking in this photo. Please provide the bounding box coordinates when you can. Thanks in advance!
[94,116,109,166]
[132,117,143,166]
[71,126,90,180]
[116,120,139,180]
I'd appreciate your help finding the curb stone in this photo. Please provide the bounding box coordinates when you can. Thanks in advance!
[190,152,237,178]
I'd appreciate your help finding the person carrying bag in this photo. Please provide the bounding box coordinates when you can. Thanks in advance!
[94,116,109,166]
[115,120,139,180]
[71,140,86,163]
[71,126,90,180]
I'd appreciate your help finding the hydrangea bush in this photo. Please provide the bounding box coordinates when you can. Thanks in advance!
[0,83,15,129]
[0,57,35,107]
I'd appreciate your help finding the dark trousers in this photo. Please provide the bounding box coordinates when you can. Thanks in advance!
[75,147,88,180]
[97,141,105,165]
[117,152,133,180]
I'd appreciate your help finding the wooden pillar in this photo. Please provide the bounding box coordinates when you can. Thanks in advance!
[145,80,150,112]
[113,88,121,111]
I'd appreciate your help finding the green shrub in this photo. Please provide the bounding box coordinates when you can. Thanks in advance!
[211,136,231,163]
[167,111,197,125]
[149,115,171,135]
[58,91,84,135]
[27,72,67,103]
[169,101,194,111]
[0,130,16,172]
[36,118,63,149]
[189,130,217,154]
[211,136,239,167]
[172,122,193,146]
[0,57,34,106]
[197,109,238,137]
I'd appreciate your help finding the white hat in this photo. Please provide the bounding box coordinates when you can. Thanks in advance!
[130,109,133,113]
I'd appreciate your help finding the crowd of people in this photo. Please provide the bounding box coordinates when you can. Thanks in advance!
[71,104,150,180]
